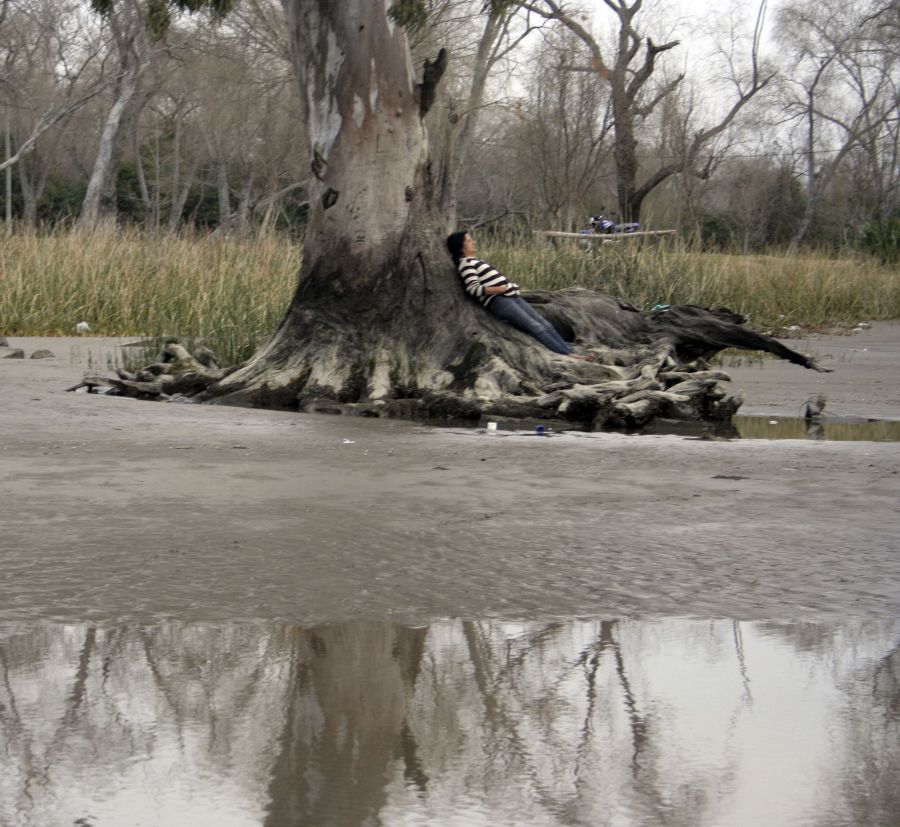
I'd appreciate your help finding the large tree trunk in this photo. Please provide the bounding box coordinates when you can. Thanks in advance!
[208,1,537,412]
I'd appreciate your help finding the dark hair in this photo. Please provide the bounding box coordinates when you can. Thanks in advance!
[446,231,468,266]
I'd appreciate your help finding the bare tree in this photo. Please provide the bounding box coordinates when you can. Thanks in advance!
[0,0,108,226]
[777,0,899,251]
[520,0,773,222]
[76,0,152,228]
[502,29,614,228]
[77,0,235,230]
[413,0,540,224]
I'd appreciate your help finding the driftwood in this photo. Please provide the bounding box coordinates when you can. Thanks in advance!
[79,342,238,400]
[527,290,829,371]
[75,289,830,432]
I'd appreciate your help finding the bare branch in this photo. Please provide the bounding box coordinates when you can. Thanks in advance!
[626,37,680,103]
[519,0,610,77]
[254,179,308,207]
[634,72,684,119]
[0,76,116,174]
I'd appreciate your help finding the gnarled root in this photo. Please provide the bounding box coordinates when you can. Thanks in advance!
[78,343,238,401]
[75,287,824,431]
[79,334,741,432]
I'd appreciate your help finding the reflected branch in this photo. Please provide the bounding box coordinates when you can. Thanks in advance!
[461,621,577,818]
[62,627,96,721]
[0,640,24,733]
[599,621,647,773]
[140,629,188,749]
[873,639,900,721]
[573,647,600,798]
[400,719,429,793]
[0,638,35,814]
[732,621,753,705]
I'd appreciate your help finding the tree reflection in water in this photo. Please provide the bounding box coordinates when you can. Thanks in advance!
[0,619,897,826]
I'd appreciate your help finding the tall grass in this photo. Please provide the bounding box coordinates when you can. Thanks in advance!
[0,229,298,365]
[2,228,898,365]
[484,233,900,330]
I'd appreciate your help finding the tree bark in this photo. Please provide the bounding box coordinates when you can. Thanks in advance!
[209,1,490,410]
[167,156,199,234]
[234,165,255,238]
[133,119,154,227]
[4,107,12,229]
[215,158,232,233]
[78,0,151,231]
[17,154,37,228]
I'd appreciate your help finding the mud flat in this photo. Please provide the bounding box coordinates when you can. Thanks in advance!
[1,325,899,624]
[723,320,900,420]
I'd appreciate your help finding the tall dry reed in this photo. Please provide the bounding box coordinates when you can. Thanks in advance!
[1,228,297,365]
[484,233,900,329]
[2,228,897,365]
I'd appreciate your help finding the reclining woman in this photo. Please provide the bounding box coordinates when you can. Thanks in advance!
[446,231,594,360]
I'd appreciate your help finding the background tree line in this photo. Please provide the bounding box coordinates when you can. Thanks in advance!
[1,0,897,257]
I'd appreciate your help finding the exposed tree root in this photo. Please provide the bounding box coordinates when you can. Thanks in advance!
[79,342,239,400]
[78,289,830,432]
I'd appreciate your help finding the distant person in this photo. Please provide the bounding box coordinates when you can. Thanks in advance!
[446,231,594,360]
[590,212,616,233]
[589,208,640,234]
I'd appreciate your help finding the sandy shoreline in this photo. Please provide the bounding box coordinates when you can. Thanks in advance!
[1,325,898,625]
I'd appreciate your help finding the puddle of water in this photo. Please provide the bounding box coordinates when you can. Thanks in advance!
[732,414,900,442]
[1,619,897,827]
[426,414,900,442]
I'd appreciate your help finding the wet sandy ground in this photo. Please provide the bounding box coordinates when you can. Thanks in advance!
[1,325,898,625]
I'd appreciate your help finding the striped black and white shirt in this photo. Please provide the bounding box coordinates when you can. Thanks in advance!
[457,257,521,307]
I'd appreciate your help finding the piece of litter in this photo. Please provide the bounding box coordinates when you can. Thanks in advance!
[768,420,778,425]
[342,439,355,444]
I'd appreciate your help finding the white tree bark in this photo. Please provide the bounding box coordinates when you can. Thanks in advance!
[283,2,429,253]
[211,0,468,406]
[78,0,151,230]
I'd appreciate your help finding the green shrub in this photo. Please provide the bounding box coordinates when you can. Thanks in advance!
[859,218,899,265]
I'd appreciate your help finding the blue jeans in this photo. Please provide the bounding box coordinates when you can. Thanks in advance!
[488,296,572,355]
